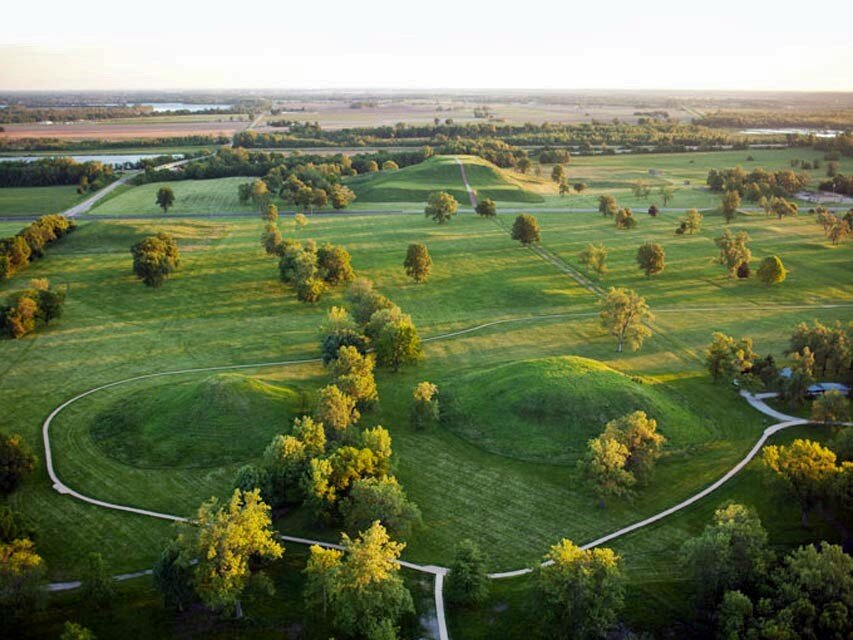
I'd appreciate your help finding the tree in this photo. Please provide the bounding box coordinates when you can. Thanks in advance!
[517,157,531,174]
[261,202,278,222]
[659,185,676,206]
[756,255,786,285]
[130,233,180,287]
[60,622,95,640]
[602,411,666,482]
[581,436,635,506]
[510,214,540,245]
[445,539,490,606]
[614,207,637,229]
[811,389,850,423]
[155,186,175,213]
[636,242,665,277]
[261,223,282,256]
[763,439,845,526]
[330,346,379,408]
[559,179,571,196]
[305,522,414,639]
[632,181,651,199]
[381,160,399,171]
[0,506,36,544]
[403,243,432,283]
[598,194,618,217]
[424,191,458,224]
[573,182,587,193]
[783,347,816,408]
[647,204,659,217]
[153,541,196,612]
[536,539,625,640]
[551,164,566,184]
[375,316,423,372]
[0,432,36,496]
[294,213,308,230]
[315,385,360,436]
[475,198,497,217]
[578,243,607,276]
[705,332,757,383]
[329,184,356,210]
[80,552,115,610]
[599,287,653,353]
[317,243,355,286]
[714,229,751,278]
[179,489,283,618]
[250,179,269,208]
[33,281,65,325]
[1,294,38,338]
[771,197,798,220]
[721,190,741,223]
[341,477,421,540]
[410,381,439,431]
[345,278,394,325]
[676,208,703,235]
[679,502,772,606]
[311,188,328,211]
[0,538,45,616]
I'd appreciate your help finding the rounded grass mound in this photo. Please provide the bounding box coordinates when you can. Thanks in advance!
[445,356,705,465]
[90,373,303,469]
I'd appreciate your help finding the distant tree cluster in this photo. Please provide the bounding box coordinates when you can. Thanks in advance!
[130,232,180,287]
[818,173,853,196]
[0,215,76,281]
[0,157,113,189]
[276,239,355,303]
[707,166,810,200]
[815,207,852,244]
[0,278,66,339]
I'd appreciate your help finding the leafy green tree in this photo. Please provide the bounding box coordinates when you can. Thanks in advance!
[0,432,36,496]
[424,191,458,224]
[33,280,65,324]
[510,214,541,245]
[381,160,399,171]
[305,522,414,639]
[721,190,741,222]
[714,229,751,278]
[573,182,587,193]
[716,590,754,640]
[756,255,786,285]
[578,243,607,276]
[60,622,96,640]
[130,233,180,287]
[179,489,283,618]
[632,180,651,199]
[155,186,175,213]
[517,157,531,174]
[0,538,46,616]
[615,207,637,229]
[261,223,282,256]
[341,477,422,540]
[329,184,356,210]
[330,346,379,408]
[536,539,625,640]
[705,332,758,383]
[782,347,816,408]
[603,411,666,482]
[551,165,566,184]
[475,198,497,217]
[403,243,432,283]
[375,315,423,372]
[811,390,850,423]
[314,385,360,436]
[789,320,851,379]
[317,243,355,286]
[599,287,653,353]
[1,293,38,338]
[676,208,703,235]
[81,552,115,610]
[250,179,269,208]
[153,541,196,612]
[345,278,395,325]
[581,435,635,506]
[679,503,772,606]
[763,439,846,526]
[261,202,278,222]
[770,197,798,220]
[598,194,618,217]
[446,539,490,606]
[659,185,676,206]
[410,382,439,431]
[0,506,36,543]
[636,242,665,276]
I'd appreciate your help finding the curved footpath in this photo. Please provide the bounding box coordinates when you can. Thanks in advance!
[39,308,853,640]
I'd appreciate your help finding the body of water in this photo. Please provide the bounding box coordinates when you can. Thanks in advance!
[135,102,233,113]
[0,153,183,165]
[741,128,841,138]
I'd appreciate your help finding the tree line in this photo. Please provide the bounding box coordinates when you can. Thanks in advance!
[706,166,810,200]
[0,157,114,189]
[0,215,76,281]
[0,135,230,153]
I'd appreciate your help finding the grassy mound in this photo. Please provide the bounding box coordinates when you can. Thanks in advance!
[346,155,544,204]
[444,356,706,465]
[90,373,304,469]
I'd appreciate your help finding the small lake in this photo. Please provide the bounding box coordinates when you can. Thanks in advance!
[135,102,233,113]
[0,153,184,165]
[741,128,842,138]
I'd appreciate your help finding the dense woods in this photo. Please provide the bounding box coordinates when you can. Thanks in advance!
[0,157,114,188]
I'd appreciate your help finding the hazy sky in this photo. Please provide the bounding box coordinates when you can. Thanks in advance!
[2,0,851,91]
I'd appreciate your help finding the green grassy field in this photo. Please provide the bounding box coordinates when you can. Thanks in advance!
[0,185,86,216]
[89,176,257,215]
[1,151,851,637]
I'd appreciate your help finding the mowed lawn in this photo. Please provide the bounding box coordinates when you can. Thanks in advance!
[0,185,86,216]
[91,176,257,215]
[1,208,850,592]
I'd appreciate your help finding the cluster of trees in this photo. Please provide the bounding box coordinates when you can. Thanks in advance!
[818,173,853,196]
[240,173,356,213]
[537,146,571,164]
[1,278,66,339]
[816,207,852,245]
[0,215,76,281]
[320,280,424,372]
[694,109,853,130]
[681,501,852,639]
[0,135,228,154]
[0,104,158,123]
[676,208,703,234]
[130,233,180,287]
[580,411,666,506]
[0,157,114,189]
[706,166,810,200]
[273,238,355,303]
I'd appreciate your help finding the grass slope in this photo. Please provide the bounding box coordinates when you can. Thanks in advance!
[446,356,707,465]
[91,176,257,215]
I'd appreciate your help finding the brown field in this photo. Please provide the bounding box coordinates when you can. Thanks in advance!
[0,115,248,141]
